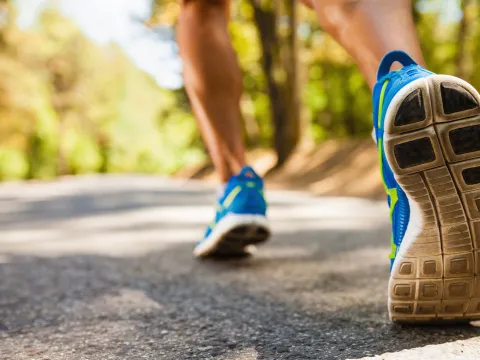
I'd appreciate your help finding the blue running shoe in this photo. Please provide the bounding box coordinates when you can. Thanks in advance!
[194,166,270,258]
[374,50,480,323]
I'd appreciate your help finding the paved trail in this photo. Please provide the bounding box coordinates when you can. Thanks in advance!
[0,175,479,359]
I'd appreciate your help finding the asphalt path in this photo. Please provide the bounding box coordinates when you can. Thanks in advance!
[0,175,479,359]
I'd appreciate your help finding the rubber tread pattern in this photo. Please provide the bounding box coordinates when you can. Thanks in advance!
[441,82,478,115]
[449,125,480,155]
[394,138,436,169]
[462,166,480,185]
[394,89,426,126]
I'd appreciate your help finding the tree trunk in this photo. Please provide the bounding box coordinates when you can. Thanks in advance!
[56,111,68,176]
[456,0,471,79]
[0,0,11,49]
[249,0,300,167]
[279,0,300,165]
[342,69,356,135]
[51,70,72,176]
[97,132,110,173]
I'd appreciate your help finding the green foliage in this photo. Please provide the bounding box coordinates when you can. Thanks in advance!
[0,148,28,180]
[0,6,203,180]
[0,1,478,180]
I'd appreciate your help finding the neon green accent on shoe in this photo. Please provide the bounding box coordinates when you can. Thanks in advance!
[377,142,387,190]
[379,142,399,255]
[376,79,400,260]
[246,182,256,188]
[222,185,242,208]
[388,234,397,260]
[378,80,390,129]
[378,140,399,261]
[208,219,216,229]
[387,187,398,220]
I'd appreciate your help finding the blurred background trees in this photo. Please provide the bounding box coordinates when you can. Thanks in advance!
[0,0,475,180]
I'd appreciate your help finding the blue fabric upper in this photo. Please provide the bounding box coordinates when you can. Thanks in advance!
[201,166,267,242]
[372,50,434,269]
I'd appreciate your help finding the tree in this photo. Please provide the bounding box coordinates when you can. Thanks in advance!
[0,0,12,49]
[456,0,473,79]
[248,0,300,167]
[0,0,50,180]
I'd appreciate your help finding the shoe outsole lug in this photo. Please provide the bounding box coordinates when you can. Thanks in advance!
[450,158,480,192]
[393,137,436,169]
[449,124,480,155]
[441,82,479,115]
[461,166,480,185]
[385,127,445,176]
[384,75,480,323]
[394,88,427,126]
[430,77,480,122]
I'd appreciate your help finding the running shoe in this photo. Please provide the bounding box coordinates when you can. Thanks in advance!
[374,50,480,322]
[194,166,270,258]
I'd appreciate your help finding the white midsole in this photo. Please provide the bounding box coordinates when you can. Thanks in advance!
[193,214,270,257]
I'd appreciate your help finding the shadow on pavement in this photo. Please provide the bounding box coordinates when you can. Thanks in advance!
[0,177,479,359]
[0,232,479,360]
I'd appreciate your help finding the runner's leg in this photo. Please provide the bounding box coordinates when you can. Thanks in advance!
[178,0,245,182]
[311,0,424,89]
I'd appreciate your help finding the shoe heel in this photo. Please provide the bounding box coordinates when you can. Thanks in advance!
[229,187,267,215]
[384,75,480,323]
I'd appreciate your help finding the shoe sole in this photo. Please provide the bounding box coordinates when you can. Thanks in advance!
[384,75,480,323]
[193,214,270,258]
